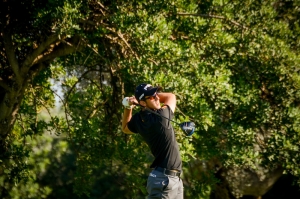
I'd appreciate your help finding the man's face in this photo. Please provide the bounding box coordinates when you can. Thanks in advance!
[144,92,161,110]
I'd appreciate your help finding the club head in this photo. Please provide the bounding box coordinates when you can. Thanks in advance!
[180,122,195,137]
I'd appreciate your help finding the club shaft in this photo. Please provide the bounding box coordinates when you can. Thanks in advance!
[133,103,181,125]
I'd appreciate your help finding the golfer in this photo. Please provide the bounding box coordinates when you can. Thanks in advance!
[122,83,183,199]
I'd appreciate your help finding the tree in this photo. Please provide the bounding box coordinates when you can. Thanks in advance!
[1,0,300,198]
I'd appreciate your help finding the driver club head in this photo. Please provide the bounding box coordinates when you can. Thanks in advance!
[179,122,196,137]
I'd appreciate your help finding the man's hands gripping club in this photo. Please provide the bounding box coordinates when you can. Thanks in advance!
[122,96,138,110]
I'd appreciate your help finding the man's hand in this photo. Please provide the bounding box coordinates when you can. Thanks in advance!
[122,96,138,109]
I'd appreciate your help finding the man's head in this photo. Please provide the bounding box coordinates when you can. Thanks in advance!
[135,83,162,109]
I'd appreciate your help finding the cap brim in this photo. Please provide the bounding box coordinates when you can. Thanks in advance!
[146,86,162,97]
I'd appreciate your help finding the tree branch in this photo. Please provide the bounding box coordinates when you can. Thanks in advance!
[0,78,12,92]
[105,26,140,61]
[32,35,83,65]
[22,34,60,68]
[65,69,100,102]
[2,31,22,84]
[86,98,108,119]
[177,13,248,30]
[79,19,140,60]
[49,87,73,139]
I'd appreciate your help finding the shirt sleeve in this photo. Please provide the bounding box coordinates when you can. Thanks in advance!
[157,105,174,128]
[157,105,174,119]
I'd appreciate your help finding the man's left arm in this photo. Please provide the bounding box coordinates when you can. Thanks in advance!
[157,93,176,113]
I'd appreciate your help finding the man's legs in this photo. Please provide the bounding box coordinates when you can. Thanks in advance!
[175,178,183,199]
[146,170,183,199]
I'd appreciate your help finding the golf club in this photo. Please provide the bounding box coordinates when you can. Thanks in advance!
[133,103,195,136]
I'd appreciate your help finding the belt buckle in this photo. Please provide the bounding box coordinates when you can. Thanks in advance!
[163,168,180,177]
[174,170,181,177]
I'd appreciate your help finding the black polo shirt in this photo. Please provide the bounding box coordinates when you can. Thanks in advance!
[127,105,182,171]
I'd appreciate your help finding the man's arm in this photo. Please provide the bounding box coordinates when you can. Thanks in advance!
[122,96,138,134]
[157,93,176,113]
[122,108,134,134]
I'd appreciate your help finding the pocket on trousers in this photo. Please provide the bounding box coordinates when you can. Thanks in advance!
[161,177,169,191]
[147,175,169,197]
[164,176,179,191]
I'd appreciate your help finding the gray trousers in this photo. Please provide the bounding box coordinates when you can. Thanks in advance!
[146,169,183,199]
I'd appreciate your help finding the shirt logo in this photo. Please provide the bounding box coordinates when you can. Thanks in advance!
[150,173,156,178]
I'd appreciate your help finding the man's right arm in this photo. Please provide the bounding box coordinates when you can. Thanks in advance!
[122,108,134,135]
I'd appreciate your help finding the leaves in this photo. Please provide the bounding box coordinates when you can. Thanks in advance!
[1,0,300,198]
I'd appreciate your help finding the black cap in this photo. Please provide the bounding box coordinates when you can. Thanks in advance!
[135,83,162,101]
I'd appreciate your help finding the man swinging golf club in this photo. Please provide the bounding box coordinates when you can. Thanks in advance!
[122,83,184,199]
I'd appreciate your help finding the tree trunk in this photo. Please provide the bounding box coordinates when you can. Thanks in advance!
[0,34,83,154]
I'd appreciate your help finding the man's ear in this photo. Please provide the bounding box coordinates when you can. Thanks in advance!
[139,100,146,107]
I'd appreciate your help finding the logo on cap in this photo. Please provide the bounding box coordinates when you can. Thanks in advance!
[139,93,145,100]
[144,84,151,90]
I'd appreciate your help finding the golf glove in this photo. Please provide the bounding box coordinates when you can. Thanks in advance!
[122,97,135,110]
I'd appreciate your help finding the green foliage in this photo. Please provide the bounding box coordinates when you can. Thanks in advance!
[1,0,300,198]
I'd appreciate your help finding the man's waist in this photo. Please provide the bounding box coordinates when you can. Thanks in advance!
[154,167,181,177]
